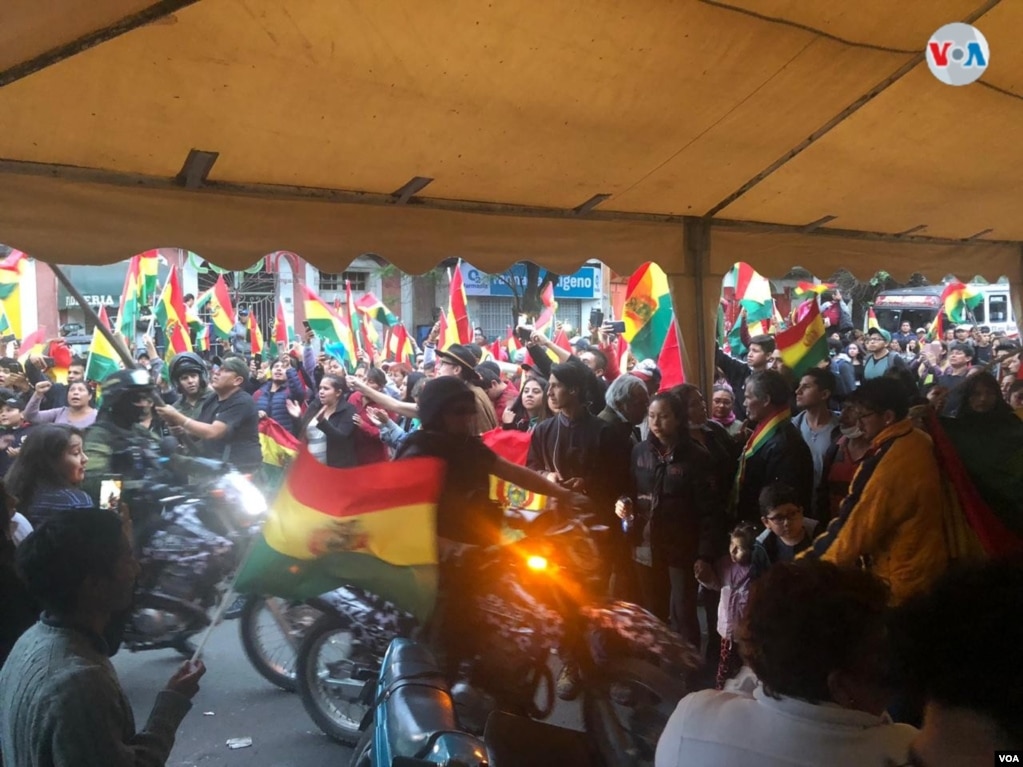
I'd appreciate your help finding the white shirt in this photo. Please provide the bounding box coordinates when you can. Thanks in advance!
[656,687,916,767]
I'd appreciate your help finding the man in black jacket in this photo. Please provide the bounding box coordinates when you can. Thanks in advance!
[734,370,815,527]
[715,334,774,420]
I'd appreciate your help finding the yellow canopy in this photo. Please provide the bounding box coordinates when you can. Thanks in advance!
[2,1,1020,384]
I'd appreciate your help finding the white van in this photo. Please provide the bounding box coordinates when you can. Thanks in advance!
[872,283,1017,337]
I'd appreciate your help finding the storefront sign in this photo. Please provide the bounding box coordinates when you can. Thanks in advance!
[461,263,600,299]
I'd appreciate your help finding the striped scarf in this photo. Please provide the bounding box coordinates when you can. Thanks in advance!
[734,408,791,494]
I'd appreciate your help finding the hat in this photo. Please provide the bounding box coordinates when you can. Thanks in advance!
[219,357,250,379]
[631,358,661,384]
[417,377,475,430]
[238,306,250,316]
[1,397,22,409]
[436,344,482,383]
[955,324,973,332]
[915,327,927,334]
[866,327,892,343]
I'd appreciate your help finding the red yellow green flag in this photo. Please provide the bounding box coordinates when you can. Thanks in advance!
[439,262,472,350]
[776,298,828,377]
[208,276,237,340]
[234,448,443,621]
[866,307,880,331]
[84,305,121,383]
[258,417,300,467]
[17,327,48,364]
[153,266,193,356]
[269,299,290,357]
[117,257,142,338]
[656,314,685,390]
[195,324,212,353]
[939,281,982,325]
[734,262,774,323]
[355,292,398,327]
[623,262,674,362]
[248,311,264,357]
[387,324,415,365]
[481,429,547,512]
[137,250,160,306]
[533,281,558,337]
[794,281,834,297]
[303,284,356,370]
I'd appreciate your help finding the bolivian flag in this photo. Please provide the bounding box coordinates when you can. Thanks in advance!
[623,262,674,362]
[481,429,547,512]
[234,449,444,621]
[776,297,828,377]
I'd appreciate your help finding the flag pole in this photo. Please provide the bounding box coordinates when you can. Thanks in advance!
[47,262,138,370]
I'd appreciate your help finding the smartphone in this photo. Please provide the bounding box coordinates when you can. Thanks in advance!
[100,476,123,511]
[603,321,626,334]
[589,308,604,330]
[516,324,534,345]
[302,320,312,332]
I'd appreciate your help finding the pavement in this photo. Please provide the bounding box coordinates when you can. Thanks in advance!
[113,619,353,767]
[114,618,586,767]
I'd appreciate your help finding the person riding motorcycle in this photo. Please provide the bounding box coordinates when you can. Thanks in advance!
[393,377,587,676]
[82,369,195,506]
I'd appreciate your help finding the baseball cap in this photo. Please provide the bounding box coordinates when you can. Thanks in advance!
[219,357,250,379]
[866,327,892,343]
[632,359,661,383]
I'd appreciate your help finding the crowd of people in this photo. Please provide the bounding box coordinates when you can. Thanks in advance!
[1,307,1021,766]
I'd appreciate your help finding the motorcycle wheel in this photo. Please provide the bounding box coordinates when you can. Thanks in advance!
[581,658,687,767]
[297,614,375,745]
[239,596,323,692]
[347,721,374,767]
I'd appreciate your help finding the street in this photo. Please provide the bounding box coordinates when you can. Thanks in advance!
[113,620,352,767]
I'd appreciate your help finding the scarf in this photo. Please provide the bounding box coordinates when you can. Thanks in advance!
[734,408,791,493]
[712,411,736,428]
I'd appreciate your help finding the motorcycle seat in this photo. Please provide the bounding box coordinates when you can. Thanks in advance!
[380,639,484,762]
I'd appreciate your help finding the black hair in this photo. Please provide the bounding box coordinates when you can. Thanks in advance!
[649,391,685,423]
[549,361,587,399]
[949,341,975,359]
[746,370,791,407]
[0,358,23,374]
[849,377,910,422]
[891,560,1023,747]
[800,367,836,396]
[749,334,776,355]
[882,367,926,406]
[364,367,387,389]
[16,509,124,615]
[69,356,86,369]
[4,425,86,508]
[740,561,891,704]
[403,371,426,403]
[758,482,802,516]
[476,366,502,389]
[183,293,195,303]
[580,347,608,372]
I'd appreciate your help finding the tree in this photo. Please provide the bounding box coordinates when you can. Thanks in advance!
[490,262,559,326]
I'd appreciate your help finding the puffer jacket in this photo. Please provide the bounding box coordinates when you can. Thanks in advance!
[254,367,305,434]
[629,435,721,567]
[807,419,952,604]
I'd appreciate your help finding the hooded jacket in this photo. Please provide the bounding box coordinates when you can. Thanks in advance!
[807,419,952,604]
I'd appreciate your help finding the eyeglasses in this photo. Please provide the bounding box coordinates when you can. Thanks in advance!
[765,511,802,523]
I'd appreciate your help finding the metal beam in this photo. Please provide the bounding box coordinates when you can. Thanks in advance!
[801,215,837,233]
[573,194,612,216]
[391,176,434,204]
[175,149,219,189]
[0,1,201,88]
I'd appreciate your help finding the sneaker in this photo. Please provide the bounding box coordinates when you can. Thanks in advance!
[556,663,581,701]
[222,594,247,620]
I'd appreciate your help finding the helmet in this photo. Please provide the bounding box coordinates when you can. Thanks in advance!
[99,369,155,428]
[169,352,209,388]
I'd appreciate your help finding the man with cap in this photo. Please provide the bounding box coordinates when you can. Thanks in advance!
[631,359,662,397]
[434,344,497,433]
[930,341,977,415]
[156,356,262,474]
[347,343,498,435]
[862,327,906,381]
[229,307,252,355]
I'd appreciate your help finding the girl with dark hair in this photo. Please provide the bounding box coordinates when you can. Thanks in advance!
[617,392,719,646]
[4,424,92,527]
[288,374,358,469]
[500,375,551,432]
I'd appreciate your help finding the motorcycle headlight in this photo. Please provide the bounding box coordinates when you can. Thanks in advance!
[220,472,268,524]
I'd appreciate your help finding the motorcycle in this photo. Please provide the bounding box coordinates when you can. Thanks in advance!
[111,444,268,656]
[338,508,698,766]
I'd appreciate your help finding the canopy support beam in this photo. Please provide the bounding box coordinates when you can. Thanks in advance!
[672,217,716,395]
[0,1,201,88]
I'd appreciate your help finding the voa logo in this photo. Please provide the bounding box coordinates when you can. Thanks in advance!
[996,754,1020,763]
[926,22,989,86]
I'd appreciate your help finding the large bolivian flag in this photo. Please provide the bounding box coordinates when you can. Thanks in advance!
[235,448,444,621]
[622,262,674,362]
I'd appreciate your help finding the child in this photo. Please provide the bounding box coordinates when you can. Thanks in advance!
[0,395,31,480]
[757,482,818,564]
[695,524,766,689]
